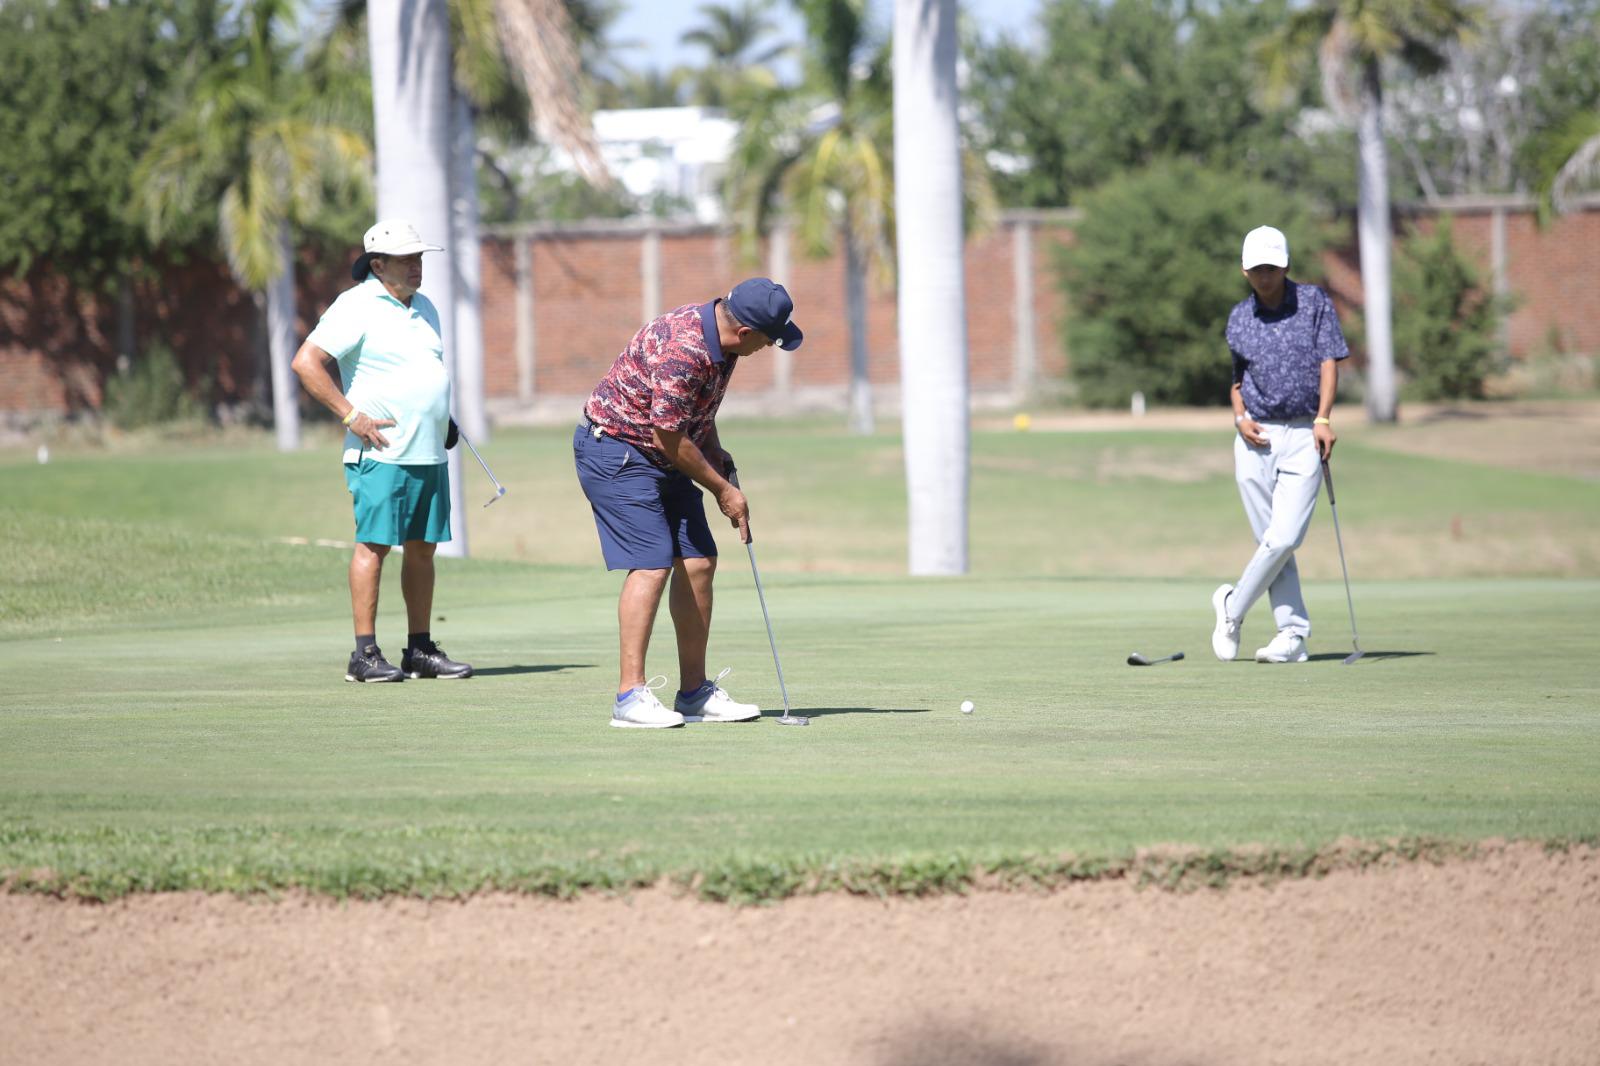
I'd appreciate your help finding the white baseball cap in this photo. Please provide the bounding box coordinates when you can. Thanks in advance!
[352,219,444,280]
[1241,225,1289,269]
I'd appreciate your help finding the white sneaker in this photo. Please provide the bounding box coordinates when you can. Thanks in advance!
[675,667,760,723]
[1211,583,1241,661]
[1255,632,1309,663]
[611,676,684,729]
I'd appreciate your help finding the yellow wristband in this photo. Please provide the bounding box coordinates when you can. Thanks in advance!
[342,409,359,426]
[1313,417,1331,425]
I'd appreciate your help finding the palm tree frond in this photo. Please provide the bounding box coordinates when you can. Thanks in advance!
[495,0,613,187]
[452,0,512,109]
[1553,132,1600,214]
[217,177,284,290]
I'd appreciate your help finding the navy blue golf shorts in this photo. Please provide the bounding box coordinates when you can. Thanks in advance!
[573,422,717,571]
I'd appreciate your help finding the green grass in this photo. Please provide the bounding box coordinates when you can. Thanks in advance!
[1,421,1597,899]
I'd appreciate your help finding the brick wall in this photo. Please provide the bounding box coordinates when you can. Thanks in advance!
[0,248,346,419]
[4,199,1595,420]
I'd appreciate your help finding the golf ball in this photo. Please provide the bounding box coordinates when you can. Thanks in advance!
[960,700,975,714]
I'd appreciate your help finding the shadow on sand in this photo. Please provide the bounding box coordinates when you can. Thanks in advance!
[875,1022,1214,1066]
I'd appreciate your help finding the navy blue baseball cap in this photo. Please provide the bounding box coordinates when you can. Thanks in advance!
[725,278,804,351]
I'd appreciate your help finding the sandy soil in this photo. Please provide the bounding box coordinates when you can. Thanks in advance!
[4,843,1597,1066]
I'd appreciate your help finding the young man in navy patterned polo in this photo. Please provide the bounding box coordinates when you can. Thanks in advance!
[574,278,804,728]
[1212,226,1349,664]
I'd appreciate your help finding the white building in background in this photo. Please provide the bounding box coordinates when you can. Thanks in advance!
[589,107,739,223]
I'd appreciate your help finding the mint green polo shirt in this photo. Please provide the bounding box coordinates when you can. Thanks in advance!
[306,276,451,466]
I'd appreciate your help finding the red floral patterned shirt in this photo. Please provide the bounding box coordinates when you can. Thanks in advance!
[584,301,738,469]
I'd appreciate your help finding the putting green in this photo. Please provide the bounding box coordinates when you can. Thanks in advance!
[2,419,1596,897]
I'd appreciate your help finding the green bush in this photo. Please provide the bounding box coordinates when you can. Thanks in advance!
[102,342,206,429]
[1390,218,1511,401]
[1060,160,1326,407]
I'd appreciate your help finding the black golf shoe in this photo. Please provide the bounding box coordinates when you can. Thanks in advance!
[402,639,473,679]
[346,644,404,683]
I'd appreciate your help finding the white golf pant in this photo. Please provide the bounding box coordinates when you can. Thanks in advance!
[1229,420,1322,638]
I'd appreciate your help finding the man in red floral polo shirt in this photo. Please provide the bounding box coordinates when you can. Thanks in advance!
[574,278,805,729]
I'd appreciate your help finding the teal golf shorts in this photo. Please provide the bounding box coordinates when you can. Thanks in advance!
[344,458,452,545]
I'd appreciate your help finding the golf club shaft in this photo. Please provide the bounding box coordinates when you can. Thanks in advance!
[745,541,793,715]
[728,467,795,717]
[1322,458,1361,651]
[457,430,504,491]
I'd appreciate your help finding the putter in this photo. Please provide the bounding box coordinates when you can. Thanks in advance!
[456,429,508,508]
[1321,457,1365,665]
[1127,651,1185,666]
[729,469,807,726]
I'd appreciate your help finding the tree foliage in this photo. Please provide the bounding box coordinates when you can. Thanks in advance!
[966,0,1324,209]
[678,0,792,107]
[724,0,895,269]
[1381,1,1600,199]
[0,0,227,286]
[1389,218,1509,400]
[1061,160,1326,408]
[132,0,371,292]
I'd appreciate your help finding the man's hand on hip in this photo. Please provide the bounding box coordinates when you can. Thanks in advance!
[349,412,395,450]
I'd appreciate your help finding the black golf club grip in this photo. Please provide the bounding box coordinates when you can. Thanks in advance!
[1321,458,1337,505]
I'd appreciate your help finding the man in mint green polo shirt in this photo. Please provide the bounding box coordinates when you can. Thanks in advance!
[291,219,473,683]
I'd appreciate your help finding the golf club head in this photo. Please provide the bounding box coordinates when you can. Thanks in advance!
[1127,651,1184,666]
[776,713,809,727]
[482,485,507,508]
[1343,649,1365,665]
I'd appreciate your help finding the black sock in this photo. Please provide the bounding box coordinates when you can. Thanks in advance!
[355,633,376,653]
[408,631,431,650]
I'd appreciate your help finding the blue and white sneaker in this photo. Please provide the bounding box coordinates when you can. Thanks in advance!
[611,676,684,729]
[675,667,760,723]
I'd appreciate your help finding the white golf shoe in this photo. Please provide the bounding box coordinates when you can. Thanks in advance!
[1211,583,1241,661]
[611,677,684,729]
[675,668,760,723]
[1255,631,1309,663]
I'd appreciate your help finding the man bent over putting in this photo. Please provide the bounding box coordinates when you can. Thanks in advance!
[574,278,804,728]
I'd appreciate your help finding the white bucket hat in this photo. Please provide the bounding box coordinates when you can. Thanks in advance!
[1241,225,1289,269]
[351,219,444,280]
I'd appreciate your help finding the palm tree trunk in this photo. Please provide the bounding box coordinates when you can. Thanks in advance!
[266,221,302,451]
[893,0,968,575]
[451,88,489,443]
[1357,58,1397,423]
[367,0,468,556]
[843,224,873,435]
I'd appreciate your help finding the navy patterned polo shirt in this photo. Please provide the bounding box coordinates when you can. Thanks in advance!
[1225,280,1349,421]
